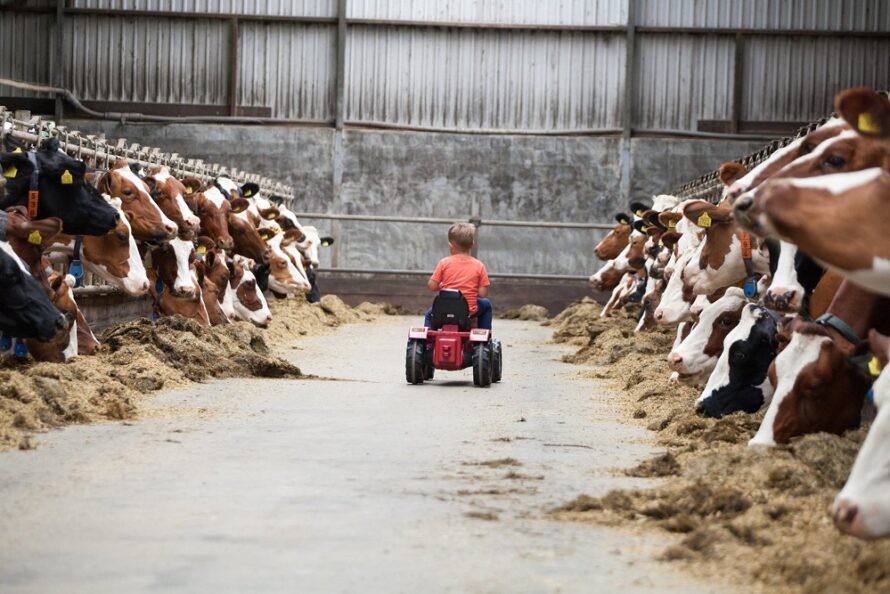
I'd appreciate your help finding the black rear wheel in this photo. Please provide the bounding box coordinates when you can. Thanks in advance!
[473,343,492,387]
[492,340,503,383]
[406,340,425,384]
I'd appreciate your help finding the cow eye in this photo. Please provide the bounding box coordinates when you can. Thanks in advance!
[732,351,747,363]
[719,317,734,327]
[123,188,133,195]
[116,231,127,242]
[824,155,846,169]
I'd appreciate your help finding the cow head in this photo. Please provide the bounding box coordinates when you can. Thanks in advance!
[589,259,624,292]
[194,260,230,326]
[695,304,778,418]
[144,167,201,236]
[151,237,199,297]
[228,256,272,327]
[0,244,70,342]
[228,205,272,264]
[182,181,235,251]
[26,272,79,362]
[668,287,747,384]
[97,160,178,242]
[1,140,119,235]
[594,213,632,260]
[832,329,890,539]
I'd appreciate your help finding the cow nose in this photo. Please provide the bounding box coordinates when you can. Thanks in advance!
[667,352,684,372]
[654,309,664,321]
[55,315,70,331]
[694,401,705,415]
[218,237,234,251]
[833,500,859,533]
[735,195,753,211]
[164,223,179,237]
[140,280,150,292]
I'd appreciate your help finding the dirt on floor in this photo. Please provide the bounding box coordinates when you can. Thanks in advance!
[502,304,550,321]
[0,295,378,452]
[549,298,890,594]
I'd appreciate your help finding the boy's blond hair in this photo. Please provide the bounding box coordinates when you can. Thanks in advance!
[448,222,476,251]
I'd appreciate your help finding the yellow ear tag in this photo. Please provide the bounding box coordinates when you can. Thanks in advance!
[668,220,676,229]
[61,169,73,184]
[13,147,22,153]
[859,112,881,134]
[27,230,43,245]
[868,356,882,377]
[697,212,712,228]
[641,224,649,232]
[244,190,253,197]
[266,212,277,220]
[196,245,207,255]
[185,187,193,194]
[635,209,643,216]
[3,166,17,178]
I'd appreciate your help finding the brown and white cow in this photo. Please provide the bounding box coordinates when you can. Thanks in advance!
[25,272,80,362]
[229,255,272,327]
[144,167,200,235]
[180,179,236,251]
[749,280,890,447]
[148,238,210,325]
[667,287,747,384]
[95,160,178,242]
[594,213,633,261]
[49,197,150,297]
[833,329,890,539]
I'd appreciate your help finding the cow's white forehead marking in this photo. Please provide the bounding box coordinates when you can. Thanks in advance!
[697,305,761,404]
[203,186,227,208]
[216,177,239,194]
[115,164,176,226]
[749,331,828,447]
[788,167,884,195]
[152,167,172,183]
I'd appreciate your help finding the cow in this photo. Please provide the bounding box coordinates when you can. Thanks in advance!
[594,213,633,260]
[25,273,80,362]
[694,304,779,418]
[194,260,230,326]
[832,329,890,539]
[148,238,210,325]
[668,287,747,385]
[227,199,272,264]
[1,139,119,235]
[180,179,236,251]
[680,200,770,297]
[144,167,200,235]
[229,255,272,327]
[748,280,890,446]
[589,259,625,292]
[49,197,150,297]
[0,242,70,343]
[95,159,178,242]
[261,228,311,296]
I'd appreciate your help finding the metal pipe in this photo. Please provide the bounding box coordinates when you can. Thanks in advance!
[318,268,591,281]
[291,212,612,230]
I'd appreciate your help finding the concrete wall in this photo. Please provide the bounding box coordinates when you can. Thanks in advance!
[66,120,763,277]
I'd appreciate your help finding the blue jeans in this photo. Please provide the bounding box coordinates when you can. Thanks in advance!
[424,298,493,330]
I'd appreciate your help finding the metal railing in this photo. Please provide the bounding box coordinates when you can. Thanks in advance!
[293,211,611,281]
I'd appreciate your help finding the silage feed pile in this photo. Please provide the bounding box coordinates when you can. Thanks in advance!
[549,298,890,594]
[0,296,376,452]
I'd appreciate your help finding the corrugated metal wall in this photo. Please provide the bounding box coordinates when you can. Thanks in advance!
[634,34,734,130]
[70,0,337,17]
[637,0,890,32]
[1,1,888,130]
[347,0,627,26]
[239,22,336,121]
[345,26,624,130]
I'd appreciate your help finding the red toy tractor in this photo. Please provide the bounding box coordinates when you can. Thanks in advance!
[406,289,502,387]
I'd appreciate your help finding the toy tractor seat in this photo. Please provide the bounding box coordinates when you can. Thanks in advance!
[430,289,474,330]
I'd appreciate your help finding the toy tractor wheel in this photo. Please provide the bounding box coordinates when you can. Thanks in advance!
[492,340,503,383]
[406,340,425,385]
[473,343,493,387]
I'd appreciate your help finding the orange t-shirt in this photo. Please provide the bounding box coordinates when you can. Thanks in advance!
[430,254,490,313]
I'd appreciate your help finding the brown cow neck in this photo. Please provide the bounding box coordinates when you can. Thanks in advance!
[821,281,888,353]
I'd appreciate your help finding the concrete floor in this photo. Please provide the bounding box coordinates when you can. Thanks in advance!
[0,317,731,594]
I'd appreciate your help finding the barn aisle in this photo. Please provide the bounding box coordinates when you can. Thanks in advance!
[0,317,732,594]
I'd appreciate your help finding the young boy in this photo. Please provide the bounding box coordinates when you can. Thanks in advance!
[424,222,492,330]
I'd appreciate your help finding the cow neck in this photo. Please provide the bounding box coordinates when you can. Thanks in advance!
[816,282,883,350]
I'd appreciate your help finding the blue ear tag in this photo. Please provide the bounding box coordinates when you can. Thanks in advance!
[743,278,757,299]
[866,388,875,404]
[69,260,84,287]
[0,333,11,351]
[14,339,28,358]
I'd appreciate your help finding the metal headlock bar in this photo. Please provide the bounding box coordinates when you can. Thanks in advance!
[673,90,890,204]
[0,106,296,204]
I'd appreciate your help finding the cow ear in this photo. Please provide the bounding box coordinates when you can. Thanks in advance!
[660,231,681,250]
[258,227,277,242]
[682,200,732,227]
[284,228,306,243]
[259,206,280,221]
[718,162,748,186]
[181,176,203,196]
[658,211,682,229]
[229,198,250,214]
[143,176,158,192]
[320,236,335,247]
[614,212,631,226]
[629,201,651,218]
[835,87,890,138]
[49,273,63,291]
[240,182,260,198]
[868,329,890,368]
